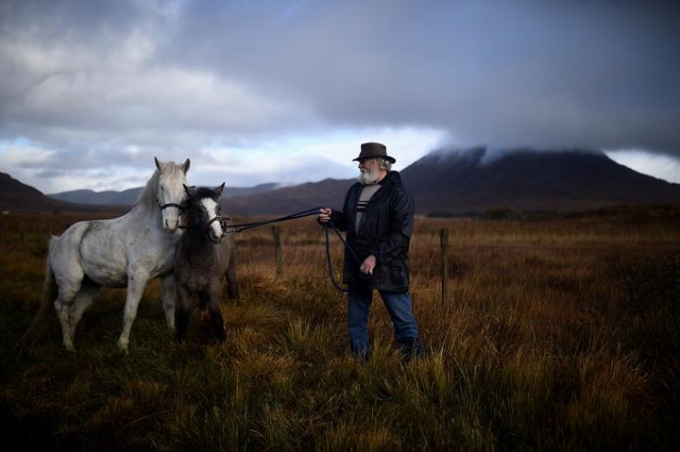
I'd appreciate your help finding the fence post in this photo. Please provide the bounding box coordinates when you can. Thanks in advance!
[440,228,449,308]
[272,225,283,278]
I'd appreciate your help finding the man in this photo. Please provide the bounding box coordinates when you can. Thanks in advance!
[318,142,424,361]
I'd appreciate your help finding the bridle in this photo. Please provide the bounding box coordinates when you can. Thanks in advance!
[176,200,229,240]
[205,215,229,239]
[157,198,185,214]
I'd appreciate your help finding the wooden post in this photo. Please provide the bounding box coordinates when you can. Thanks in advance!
[440,228,449,308]
[272,225,283,278]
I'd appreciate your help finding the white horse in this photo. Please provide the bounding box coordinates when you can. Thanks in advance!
[23,157,190,351]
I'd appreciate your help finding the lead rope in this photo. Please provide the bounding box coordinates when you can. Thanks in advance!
[223,207,362,293]
[224,207,323,233]
[323,218,364,292]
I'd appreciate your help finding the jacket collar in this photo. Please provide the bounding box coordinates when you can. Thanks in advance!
[379,170,400,186]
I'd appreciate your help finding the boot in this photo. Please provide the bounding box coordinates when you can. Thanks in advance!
[399,337,425,363]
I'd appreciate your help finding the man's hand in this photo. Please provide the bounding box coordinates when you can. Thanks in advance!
[360,255,376,275]
[318,208,332,223]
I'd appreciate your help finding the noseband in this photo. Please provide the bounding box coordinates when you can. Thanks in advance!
[205,216,229,239]
[157,198,185,213]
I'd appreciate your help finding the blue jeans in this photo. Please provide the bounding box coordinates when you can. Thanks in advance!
[347,286,422,359]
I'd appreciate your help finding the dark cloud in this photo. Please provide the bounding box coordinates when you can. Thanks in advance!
[160,0,680,154]
[1,0,679,192]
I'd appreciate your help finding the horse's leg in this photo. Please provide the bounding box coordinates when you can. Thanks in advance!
[161,275,177,329]
[67,279,100,344]
[53,273,84,351]
[175,285,192,343]
[206,288,226,342]
[117,271,150,351]
[55,293,76,351]
[54,279,83,351]
[50,234,86,351]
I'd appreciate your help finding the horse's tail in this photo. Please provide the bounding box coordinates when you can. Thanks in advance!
[21,236,59,347]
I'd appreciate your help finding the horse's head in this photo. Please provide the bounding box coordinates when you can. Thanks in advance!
[155,157,191,233]
[183,183,227,244]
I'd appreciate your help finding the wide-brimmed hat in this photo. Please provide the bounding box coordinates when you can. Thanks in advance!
[352,142,396,163]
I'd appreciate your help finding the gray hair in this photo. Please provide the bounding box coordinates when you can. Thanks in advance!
[378,157,392,171]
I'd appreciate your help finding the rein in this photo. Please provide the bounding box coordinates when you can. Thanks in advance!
[323,218,364,292]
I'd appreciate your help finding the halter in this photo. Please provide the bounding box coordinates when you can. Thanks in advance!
[205,215,229,239]
[157,198,185,213]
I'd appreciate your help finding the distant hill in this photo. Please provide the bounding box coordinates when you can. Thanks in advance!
[49,183,280,206]
[223,179,355,216]
[48,188,143,206]
[0,173,121,214]
[5,148,680,215]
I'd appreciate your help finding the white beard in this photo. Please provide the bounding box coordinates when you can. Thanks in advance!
[358,168,381,185]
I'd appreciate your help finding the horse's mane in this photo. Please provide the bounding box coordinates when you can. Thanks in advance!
[136,169,161,210]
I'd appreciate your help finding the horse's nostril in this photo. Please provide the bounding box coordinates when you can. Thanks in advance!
[165,220,178,232]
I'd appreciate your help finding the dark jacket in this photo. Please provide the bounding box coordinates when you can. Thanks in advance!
[328,171,415,292]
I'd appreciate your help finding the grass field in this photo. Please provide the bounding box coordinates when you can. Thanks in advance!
[1,207,679,451]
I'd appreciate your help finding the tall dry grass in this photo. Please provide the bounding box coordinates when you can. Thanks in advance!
[0,208,679,450]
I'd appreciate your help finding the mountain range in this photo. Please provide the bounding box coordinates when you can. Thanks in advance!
[0,172,122,214]
[48,183,279,206]
[219,147,680,215]
[3,148,680,215]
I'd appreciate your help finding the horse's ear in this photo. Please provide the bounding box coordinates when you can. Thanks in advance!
[154,157,163,170]
[214,183,225,197]
[183,184,194,196]
[182,159,191,174]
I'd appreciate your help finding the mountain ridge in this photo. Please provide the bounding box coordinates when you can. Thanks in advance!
[0,172,124,214]
[49,183,281,206]
[3,148,680,215]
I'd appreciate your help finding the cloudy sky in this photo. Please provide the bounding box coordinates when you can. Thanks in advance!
[1,0,679,194]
